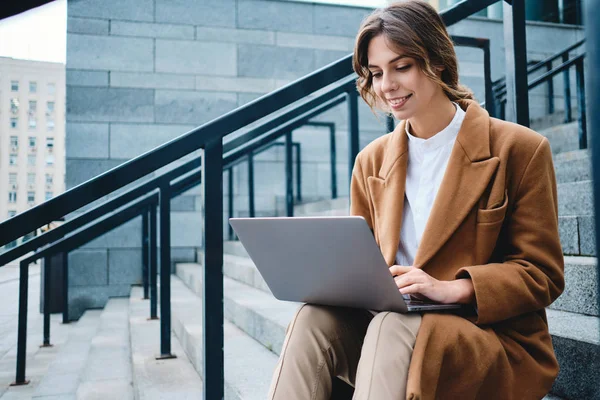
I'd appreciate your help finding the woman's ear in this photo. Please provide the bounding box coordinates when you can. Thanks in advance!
[435,65,445,77]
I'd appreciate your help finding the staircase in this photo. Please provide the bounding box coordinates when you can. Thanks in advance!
[1,119,596,400]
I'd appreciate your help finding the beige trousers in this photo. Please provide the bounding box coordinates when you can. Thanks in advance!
[268,304,422,400]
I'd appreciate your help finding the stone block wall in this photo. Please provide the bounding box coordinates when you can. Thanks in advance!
[65,0,585,319]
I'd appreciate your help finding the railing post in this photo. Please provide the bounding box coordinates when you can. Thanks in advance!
[329,124,338,200]
[228,168,234,240]
[12,261,30,386]
[483,41,495,117]
[563,53,573,123]
[62,252,69,324]
[386,115,395,133]
[149,203,158,320]
[157,184,175,359]
[142,210,149,300]
[546,61,555,114]
[585,0,600,318]
[503,0,530,127]
[294,143,302,202]
[347,88,360,185]
[202,139,224,400]
[575,58,587,149]
[285,132,294,217]
[248,154,255,218]
[41,256,52,347]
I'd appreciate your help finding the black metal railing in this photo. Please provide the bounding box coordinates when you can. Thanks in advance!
[493,39,587,147]
[0,1,528,398]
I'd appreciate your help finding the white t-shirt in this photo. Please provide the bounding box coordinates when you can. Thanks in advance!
[395,103,466,266]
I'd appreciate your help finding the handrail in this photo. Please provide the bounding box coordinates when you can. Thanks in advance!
[0,0,500,247]
[493,39,585,88]
[0,157,201,265]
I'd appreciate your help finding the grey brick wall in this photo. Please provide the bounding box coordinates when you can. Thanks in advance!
[66,0,584,319]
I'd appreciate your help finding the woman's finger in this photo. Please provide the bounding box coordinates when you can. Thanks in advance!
[389,265,413,276]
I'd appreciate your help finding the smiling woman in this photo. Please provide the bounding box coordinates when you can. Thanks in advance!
[267,1,564,400]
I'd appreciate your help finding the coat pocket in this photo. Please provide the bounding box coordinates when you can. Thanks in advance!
[476,191,508,224]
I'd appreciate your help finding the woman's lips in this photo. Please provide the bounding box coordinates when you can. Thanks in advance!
[388,94,412,110]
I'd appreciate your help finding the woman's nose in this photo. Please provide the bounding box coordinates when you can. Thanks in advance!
[381,73,397,93]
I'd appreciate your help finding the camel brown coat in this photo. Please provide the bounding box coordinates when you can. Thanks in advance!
[350,100,564,400]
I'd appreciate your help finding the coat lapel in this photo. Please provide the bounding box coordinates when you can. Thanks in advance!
[367,122,409,266]
[413,101,500,269]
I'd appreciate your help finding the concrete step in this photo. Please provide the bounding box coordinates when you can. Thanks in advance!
[129,286,204,399]
[546,309,600,399]
[558,180,593,217]
[539,121,589,155]
[170,274,278,400]
[559,215,596,257]
[549,256,598,316]
[293,197,350,217]
[553,149,591,184]
[75,298,134,399]
[177,263,585,399]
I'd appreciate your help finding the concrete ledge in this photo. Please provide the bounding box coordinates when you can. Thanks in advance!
[170,276,278,400]
[129,287,204,399]
[558,180,593,217]
[550,257,598,316]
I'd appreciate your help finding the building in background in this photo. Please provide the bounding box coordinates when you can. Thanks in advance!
[0,57,65,243]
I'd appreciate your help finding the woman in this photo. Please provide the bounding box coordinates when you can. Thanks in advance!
[268,1,564,399]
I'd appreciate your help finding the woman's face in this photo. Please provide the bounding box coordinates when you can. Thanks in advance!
[367,34,444,121]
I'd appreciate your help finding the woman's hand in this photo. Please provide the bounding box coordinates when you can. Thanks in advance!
[389,265,475,305]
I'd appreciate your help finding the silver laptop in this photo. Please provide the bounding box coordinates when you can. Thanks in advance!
[229,216,462,313]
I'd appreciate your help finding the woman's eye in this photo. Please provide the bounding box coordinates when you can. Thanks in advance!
[371,72,382,78]
[396,65,411,71]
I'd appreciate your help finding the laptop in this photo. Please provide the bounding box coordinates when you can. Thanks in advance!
[229,216,462,313]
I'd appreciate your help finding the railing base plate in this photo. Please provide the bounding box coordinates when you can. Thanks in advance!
[147,317,159,321]
[10,380,30,386]
[39,343,54,348]
[155,354,177,360]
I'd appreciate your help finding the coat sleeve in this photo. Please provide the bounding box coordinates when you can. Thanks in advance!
[350,154,375,231]
[455,137,564,325]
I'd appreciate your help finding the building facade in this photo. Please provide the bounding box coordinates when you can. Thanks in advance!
[0,57,65,241]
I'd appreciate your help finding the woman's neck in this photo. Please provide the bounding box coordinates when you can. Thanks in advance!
[408,97,457,140]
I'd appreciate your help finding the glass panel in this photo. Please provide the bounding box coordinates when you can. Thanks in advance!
[46,155,54,166]
[28,155,36,166]
[29,82,37,93]
[47,101,55,114]
[45,192,53,201]
[10,118,18,128]
[29,100,37,113]
[47,83,55,95]
[47,119,55,131]
[10,98,19,114]
[29,137,37,147]
[45,174,53,184]
[9,155,17,166]
[46,137,54,148]
[8,210,17,218]
[8,192,17,203]
[29,118,36,129]
[27,192,35,203]
[10,136,18,147]
[28,173,36,184]
[9,173,17,184]
[10,81,18,91]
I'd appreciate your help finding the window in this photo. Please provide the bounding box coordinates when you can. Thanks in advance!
[28,155,36,166]
[29,81,37,93]
[8,192,17,203]
[8,210,17,218]
[9,155,17,166]
[46,137,54,151]
[10,98,19,114]
[28,173,36,185]
[45,174,53,184]
[29,137,37,148]
[11,80,18,91]
[9,173,17,185]
[27,191,35,203]
[45,155,54,166]
[46,101,55,114]
[47,83,55,95]
[29,100,37,114]
[29,117,36,129]
[10,136,18,148]
[45,191,53,201]
[47,119,55,131]
[10,118,18,128]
